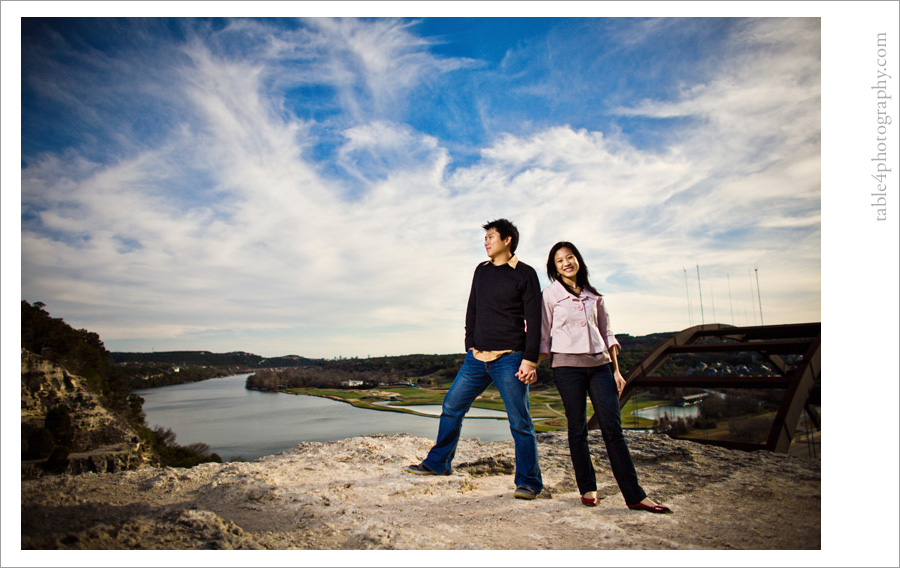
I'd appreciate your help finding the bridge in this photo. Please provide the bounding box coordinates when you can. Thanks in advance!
[588,322,821,454]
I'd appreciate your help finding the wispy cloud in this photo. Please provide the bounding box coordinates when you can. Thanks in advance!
[19,17,821,357]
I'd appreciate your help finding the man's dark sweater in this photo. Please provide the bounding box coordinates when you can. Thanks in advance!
[464,258,542,363]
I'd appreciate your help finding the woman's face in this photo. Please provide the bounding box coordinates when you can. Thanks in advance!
[554,247,580,281]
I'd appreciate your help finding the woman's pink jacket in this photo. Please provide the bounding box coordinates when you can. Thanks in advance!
[540,280,620,357]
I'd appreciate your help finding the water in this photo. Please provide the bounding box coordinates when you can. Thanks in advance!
[134,374,515,461]
[371,401,509,418]
[631,403,701,420]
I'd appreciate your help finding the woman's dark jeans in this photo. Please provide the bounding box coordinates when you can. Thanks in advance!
[553,364,647,505]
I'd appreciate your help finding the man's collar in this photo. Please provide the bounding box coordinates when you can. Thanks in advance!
[483,254,519,268]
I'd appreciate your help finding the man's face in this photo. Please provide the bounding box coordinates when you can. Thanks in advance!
[484,229,512,260]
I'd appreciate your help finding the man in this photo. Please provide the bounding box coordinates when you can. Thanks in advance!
[407,218,543,500]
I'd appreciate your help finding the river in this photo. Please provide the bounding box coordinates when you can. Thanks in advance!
[133,374,515,461]
[631,403,701,420]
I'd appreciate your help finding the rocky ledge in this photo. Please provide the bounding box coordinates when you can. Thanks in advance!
[20,431,820,550]
[20,349,151,477]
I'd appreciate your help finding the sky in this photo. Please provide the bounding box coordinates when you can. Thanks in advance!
[13,14,826,359]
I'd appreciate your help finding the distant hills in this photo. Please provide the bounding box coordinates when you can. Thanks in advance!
[113,332,680,393]
[110,332,676,372]
[110,351,318,369]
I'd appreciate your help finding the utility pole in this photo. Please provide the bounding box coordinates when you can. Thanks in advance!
[683,267,693,326]
[749,268,757,325]
[696,265,705,324]
[755,267,764,325]
[727,273,735,325]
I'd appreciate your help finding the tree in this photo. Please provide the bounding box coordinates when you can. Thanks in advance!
[45,405,75,450]
[24,429,55,460]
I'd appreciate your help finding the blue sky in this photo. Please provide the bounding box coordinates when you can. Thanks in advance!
[14,15,826,358]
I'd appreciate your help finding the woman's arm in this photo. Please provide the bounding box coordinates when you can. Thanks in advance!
[596,296,620,354]
[609,344,626,396]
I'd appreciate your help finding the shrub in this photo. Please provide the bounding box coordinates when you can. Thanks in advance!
[25,428,55,460]
[692,418,718,430]
[655,416,691,437]
[728,416,772,443]
[699,395,725,420]
[44,405,75,449]
[149,427,222,468]
[43,446,71,473]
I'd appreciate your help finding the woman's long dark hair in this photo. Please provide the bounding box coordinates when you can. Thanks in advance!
[546,241,600,297]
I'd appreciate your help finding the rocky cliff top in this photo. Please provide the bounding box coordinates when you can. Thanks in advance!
[20,429,820,551]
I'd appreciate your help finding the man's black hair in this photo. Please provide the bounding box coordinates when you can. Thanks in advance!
[483,218,520,254]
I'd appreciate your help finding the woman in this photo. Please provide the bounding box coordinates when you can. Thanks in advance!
[537,241,671,513]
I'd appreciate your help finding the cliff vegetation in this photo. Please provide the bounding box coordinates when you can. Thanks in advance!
[20,301,222,475]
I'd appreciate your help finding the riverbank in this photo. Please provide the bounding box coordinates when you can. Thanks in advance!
[279,385,660,431]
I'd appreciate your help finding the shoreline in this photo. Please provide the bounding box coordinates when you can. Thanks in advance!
[276,387,654,430]
[279,388,512,420]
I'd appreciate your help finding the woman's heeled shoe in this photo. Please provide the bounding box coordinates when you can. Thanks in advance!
[580,495,598,507]
[627,502,672,514]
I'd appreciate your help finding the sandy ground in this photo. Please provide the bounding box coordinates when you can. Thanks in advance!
[19,430,820,551]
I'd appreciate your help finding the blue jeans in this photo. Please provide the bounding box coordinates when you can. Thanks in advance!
[553,364,646,505]
[422,351,543,492]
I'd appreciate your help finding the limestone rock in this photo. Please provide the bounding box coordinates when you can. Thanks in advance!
[20,432,821,550]
[20,349,152,477]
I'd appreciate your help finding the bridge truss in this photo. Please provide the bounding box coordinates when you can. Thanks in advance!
[589,322,821,453]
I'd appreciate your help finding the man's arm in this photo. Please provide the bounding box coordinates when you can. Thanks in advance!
[539,289,553,361]
[517,266,542,384]
[521,266,542,364]
[464,265,478,352]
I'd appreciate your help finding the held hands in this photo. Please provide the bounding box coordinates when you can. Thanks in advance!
[516,363,538,385]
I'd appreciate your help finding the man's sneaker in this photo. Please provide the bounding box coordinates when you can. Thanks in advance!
[514,486,538,500]
[406,463,443,475]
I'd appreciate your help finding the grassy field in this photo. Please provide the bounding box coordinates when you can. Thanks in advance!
[676,411,777,445]
[283,384,665,432]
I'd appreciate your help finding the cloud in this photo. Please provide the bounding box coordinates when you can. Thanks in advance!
[19,17,821,357]
[337,120,447,184]
[285,18,480,121]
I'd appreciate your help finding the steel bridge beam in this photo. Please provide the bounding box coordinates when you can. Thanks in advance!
[587,322,821,454]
